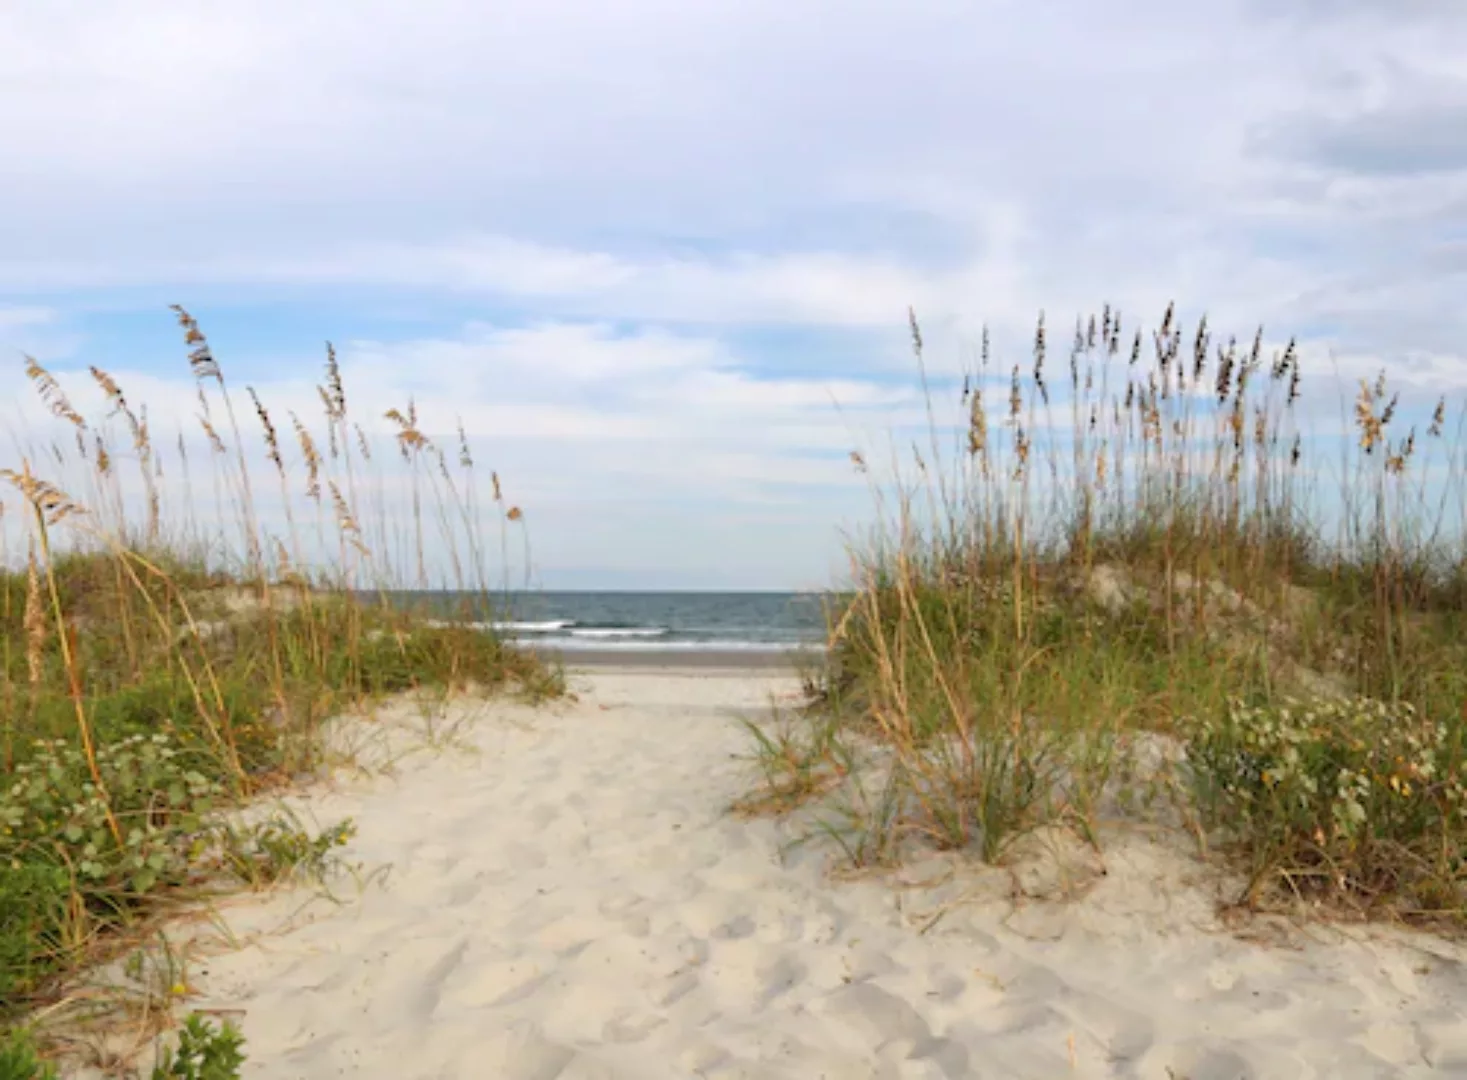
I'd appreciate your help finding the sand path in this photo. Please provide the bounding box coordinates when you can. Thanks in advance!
[156,670,1467,1079]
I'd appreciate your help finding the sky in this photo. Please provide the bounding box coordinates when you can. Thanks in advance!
[1,0,1465,589]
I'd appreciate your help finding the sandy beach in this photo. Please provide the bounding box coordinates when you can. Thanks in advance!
[16,6,1467,1078]
[97,664,1467,1080]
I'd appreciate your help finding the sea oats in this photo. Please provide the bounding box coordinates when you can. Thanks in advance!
[171,305,222,383]
[249,387,284,473]
[291,413,323,501]
[23,541,44,686]
[26,358,85,429]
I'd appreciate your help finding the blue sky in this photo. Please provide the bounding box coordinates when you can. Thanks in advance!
[2,0,1466,588]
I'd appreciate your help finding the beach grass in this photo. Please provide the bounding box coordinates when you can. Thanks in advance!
[742,305,1467,931]
[0,309,559,1066]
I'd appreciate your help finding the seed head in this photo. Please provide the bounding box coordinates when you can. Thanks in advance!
[170,305,222,383]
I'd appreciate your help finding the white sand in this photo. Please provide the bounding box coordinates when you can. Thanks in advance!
[106,670,1467,1078]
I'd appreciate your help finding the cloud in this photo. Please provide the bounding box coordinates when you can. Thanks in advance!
[0,305,82,364]
[1276,100,1467,178]
[1,319,913,584]
[0,306,55,330]
[0,242,943,332]
[1252,61,1467,179]
[3,0,1467,584]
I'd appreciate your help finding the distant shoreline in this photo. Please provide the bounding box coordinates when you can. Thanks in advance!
[530,645,816,671]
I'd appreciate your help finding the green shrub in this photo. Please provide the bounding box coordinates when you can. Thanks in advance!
[0,731,223,1001]
[1,734,221,897]
[1186,696,1467,921]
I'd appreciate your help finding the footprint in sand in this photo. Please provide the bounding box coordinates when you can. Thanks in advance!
[815,981,934,1052]
[700,940,809,1011]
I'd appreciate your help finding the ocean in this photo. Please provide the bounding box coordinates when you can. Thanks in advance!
[482,591,830,656]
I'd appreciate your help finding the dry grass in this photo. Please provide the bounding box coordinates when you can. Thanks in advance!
[0,308,560,1064]
[741,304,1467,932]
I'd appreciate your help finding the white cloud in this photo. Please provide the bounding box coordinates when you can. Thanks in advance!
[0,320,907,584]
[3,0,1466,583]
[0,306,55,330]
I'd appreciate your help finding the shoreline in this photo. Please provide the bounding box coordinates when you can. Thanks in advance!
[529,645,818,672]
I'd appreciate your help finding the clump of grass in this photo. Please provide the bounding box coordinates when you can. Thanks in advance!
[745,303,1467,932]
[213,813,356,889]
[0,1026,57,1080]
[1,308,558,1059]
[732,707,850,817]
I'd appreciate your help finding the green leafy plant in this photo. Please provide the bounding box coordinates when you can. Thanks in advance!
[150,1015,246,1080]
[1185,695,1467,919]
[215,814,357,887]
[0,733,220,895]
[0,1028,57,1080]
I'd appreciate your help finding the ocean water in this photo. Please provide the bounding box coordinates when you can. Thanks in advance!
[485,591,830,655]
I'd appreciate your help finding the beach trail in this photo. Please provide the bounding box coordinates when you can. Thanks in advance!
[136,669,1467,1079]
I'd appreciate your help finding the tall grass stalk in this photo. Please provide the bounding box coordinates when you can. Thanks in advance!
[1,309,557,1039]
[744,304,1467,930]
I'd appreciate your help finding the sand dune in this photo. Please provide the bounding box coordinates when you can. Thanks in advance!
[104,670,1467,1079]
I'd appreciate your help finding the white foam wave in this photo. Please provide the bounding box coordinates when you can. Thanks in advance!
[568,627,669,640]
[490,620,576,633]
[535,638,825,654]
